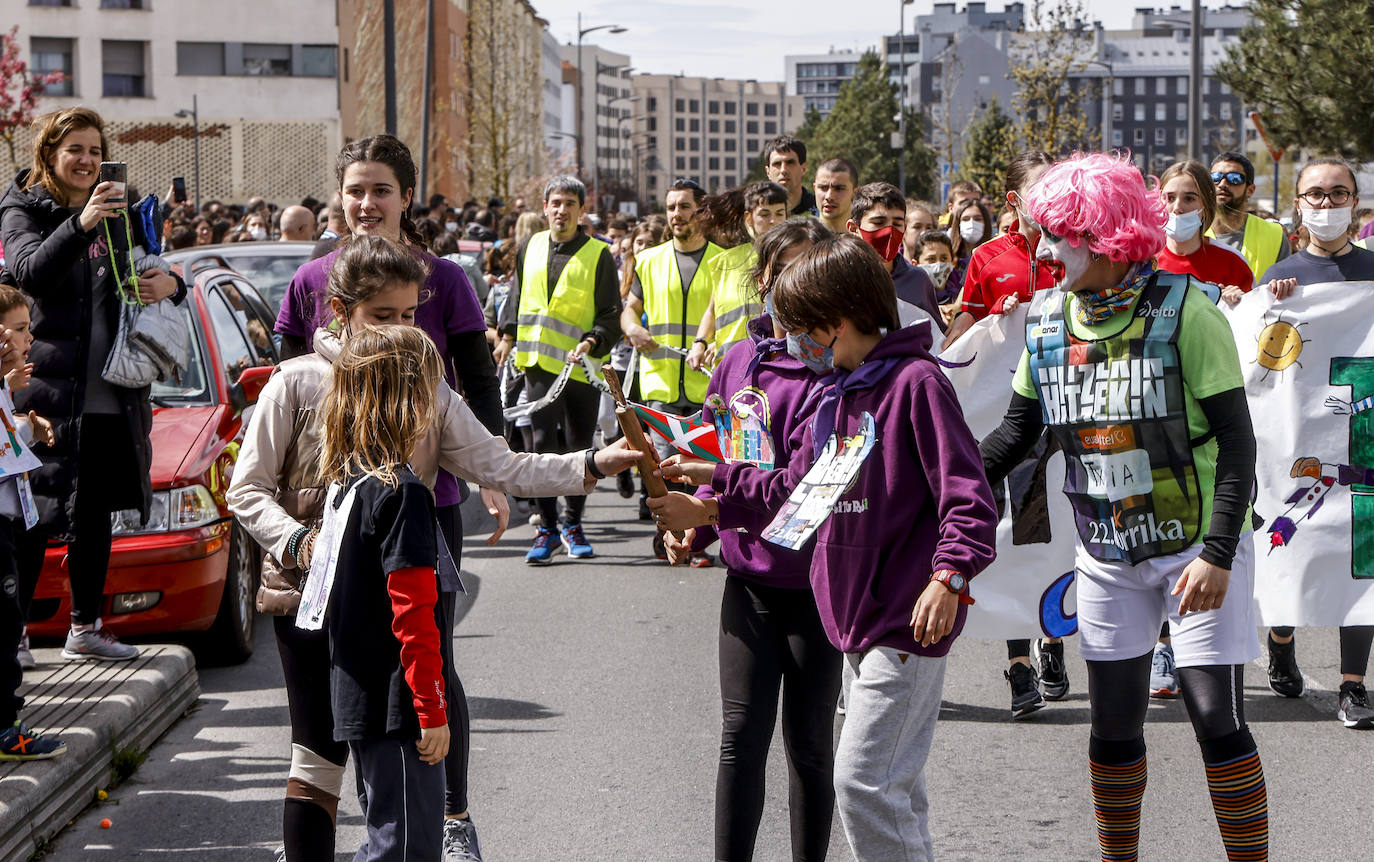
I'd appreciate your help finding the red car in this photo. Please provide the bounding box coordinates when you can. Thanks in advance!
[26,252,278,665]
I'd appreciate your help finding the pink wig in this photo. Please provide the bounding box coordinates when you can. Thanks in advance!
[1024,151,1167,263]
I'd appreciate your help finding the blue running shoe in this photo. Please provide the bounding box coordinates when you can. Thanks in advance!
[1149,642,1179,699]
[560,523,595,559]
[0,720,66,761]
[525,527,558,565]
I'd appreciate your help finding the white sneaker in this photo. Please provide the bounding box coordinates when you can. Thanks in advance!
[61,624,140,661]
[17,628,35,670]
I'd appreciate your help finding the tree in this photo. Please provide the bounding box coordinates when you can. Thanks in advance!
[1216,0,1374,160]
[1007,0,1100,155]
[463,0,543,201]
[1,26,65,170]
[809,51,937,200]
[929,35,965,173]
[962,98,1021,199]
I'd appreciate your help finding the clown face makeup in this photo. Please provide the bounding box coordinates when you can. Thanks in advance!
[1035,230,1094,291]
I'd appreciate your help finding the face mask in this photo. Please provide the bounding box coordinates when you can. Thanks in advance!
[1165,210,1203,242]
[248,226,267,242]
[919,261,953,291]
[959,220,985,244]
[786,331,836,374]
[1302,205,1353,242]
[763,291,774,317]
[445,221,459,233]
[858,225,903,262]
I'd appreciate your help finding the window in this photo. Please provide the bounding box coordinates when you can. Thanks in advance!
[1176,76,1187,95]
[747,139,758,153]
[724,120,736,134]
[724,101,736,114]
[746,102,759,116]
[1155,77,1167,95]
[207,286,257,386]
[709,100,719,113]
[101,0,148,7]
[647,136,657,148]
[1203,102,1211,120]
[675,156,686,170]
[1111,103,1123,122]
[675,99,684,111]
[689,99,699,112]
[724,139,736,152]
[1155,103,1166,122]
[1111,129,1123,147]
[689,118,699,132]
[1133,104,1145,122]
[1175,126,1187,145]
[649,175,659,190]
[301,45,337,77]
[243,43,290,76]
[764,103,777,116]
[647,96,657,111]
[29,0,73,5]
[746,121,758,134]
[708,119,719,133]
[1134,78,1145,96]
[708,139,719,152]
[1220,81,1231,95]
[177,41,225,76]
[646,117,656,132]
[1174,102,1185,121]
[675,136,685,150]
[675,118,685,132]
[102,40,147,97]
[1203,78,1211,95]
[725,157,736,170]
[1113,78,1124,97]
[690,156,699,170]
[764,121,777,135]
[30,37,73,96]
[709,157,720,171]
[690,138,699,151]
[1154,128,1166,146]
[1133,128,1145,146]
[978,74,991,86]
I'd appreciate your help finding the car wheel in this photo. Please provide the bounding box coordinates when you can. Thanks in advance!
[196,523,259,666]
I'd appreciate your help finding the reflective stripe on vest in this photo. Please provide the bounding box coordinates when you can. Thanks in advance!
[634,241,722,403]
[1025,272,1203,564]
[515,231,607,384]
[1208,214,1284,283]
[710,244,761,358]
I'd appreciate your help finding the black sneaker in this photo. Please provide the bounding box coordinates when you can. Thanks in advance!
[616,469,635,499]
[638,499,654,522]
[1005,662,1045,720]
[1338,681,1374,729]
[1035,639,1069,701]
[1267,635,1305,698]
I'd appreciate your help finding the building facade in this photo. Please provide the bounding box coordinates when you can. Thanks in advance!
[557,42,631,213]
[784,49,865,120]
[13,0,341,205]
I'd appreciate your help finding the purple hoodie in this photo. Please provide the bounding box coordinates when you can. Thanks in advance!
[692,315,828,590]
[274,248,487,507]
[710,321,998,656]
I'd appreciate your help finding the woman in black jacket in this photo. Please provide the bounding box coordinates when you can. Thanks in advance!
[0,107,183,661]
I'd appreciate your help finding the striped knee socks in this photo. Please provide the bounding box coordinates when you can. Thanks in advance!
[1200,728,1269,861]
[1088,735,1147,862]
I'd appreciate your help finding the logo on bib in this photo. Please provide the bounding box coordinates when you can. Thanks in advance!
[1135,300,1177,319]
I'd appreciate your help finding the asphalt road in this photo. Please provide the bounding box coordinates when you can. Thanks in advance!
[45,487,1373,861]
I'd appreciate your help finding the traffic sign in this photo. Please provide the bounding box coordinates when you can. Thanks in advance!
[1250,112,1285,163]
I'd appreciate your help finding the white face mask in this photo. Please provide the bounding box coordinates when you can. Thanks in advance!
[445,221,459,233]
[1302,205,1353,242]
[959,220,985,244]
[248,226,267,242]
[1165,210,1203,242]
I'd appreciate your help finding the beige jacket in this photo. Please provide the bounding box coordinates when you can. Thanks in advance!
[226,328,590,614]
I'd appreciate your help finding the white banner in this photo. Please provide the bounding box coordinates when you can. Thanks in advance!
[938,291,1080,639]
[1223,282,1374,627]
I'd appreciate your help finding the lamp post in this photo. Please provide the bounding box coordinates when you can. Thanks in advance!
[897,0,914,195]
[606,96,640,212]
[576,13,626,184]
[1188,0,1203,159]
[174,94,200,211]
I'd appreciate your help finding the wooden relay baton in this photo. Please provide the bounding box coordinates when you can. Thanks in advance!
[601,364,686,541]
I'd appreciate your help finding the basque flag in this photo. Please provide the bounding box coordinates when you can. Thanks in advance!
[631,403,725,463]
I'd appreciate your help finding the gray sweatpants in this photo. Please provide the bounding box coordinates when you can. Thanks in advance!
[834,646,947,862]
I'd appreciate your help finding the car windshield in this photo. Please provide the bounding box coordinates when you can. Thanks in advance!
[150,301,213,406]
[216,249,310,315]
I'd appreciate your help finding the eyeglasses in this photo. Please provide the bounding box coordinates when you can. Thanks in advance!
[1210,171,1248,186]
[1297,188,1353,207]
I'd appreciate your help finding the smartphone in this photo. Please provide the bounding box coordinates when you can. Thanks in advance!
[99,162,128,204]
[172,176,187,203]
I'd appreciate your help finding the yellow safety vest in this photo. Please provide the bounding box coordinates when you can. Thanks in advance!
[708,244,761,359]
[1355,237,1371,251]
[635,240,723,404]
[515,231,607,384]
[1206,214,1285,283]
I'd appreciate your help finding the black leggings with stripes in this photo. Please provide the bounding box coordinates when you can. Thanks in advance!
[1088,652,1247,743]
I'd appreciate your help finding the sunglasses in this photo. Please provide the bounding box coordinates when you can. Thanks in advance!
[1211,171,1248,186]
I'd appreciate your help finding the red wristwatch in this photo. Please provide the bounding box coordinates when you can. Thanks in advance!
[931,569,975,605]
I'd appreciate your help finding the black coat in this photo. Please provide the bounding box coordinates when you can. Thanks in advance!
[0,170,178,537]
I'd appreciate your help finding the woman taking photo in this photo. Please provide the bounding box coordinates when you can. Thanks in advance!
[981,152,1268,862]
[0,106,184,662]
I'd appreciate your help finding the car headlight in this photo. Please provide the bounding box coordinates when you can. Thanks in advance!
[111,485,221,535]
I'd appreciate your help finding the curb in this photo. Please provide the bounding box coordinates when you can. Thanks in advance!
[0,645,200,862]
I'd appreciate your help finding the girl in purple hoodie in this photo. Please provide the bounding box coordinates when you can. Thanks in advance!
[652,233,998,862]
[664,218,839,861]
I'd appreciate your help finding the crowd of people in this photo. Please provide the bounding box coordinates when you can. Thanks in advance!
[0,102,1371,862]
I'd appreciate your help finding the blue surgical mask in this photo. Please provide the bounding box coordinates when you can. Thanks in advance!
[786,331,836,373]
[763,291,775,317]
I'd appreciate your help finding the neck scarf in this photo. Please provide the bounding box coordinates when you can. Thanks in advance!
[1073,263,1154,326]
[810,356,903,461]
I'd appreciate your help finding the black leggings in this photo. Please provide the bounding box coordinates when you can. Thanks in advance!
[716,575,842,862]
[1088,653,1246,743]
[1270,624,1374,677]
[435,503,471,816]
[525,366,600,527]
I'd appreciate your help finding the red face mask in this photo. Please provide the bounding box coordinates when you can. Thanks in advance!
[859,225,903,262]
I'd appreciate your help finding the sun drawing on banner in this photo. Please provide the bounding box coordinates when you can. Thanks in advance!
[1253,312,1310,381]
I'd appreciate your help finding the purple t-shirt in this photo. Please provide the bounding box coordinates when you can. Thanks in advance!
[275,247,487,506]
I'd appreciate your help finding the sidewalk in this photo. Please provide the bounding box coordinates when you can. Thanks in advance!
[0,647,199,862]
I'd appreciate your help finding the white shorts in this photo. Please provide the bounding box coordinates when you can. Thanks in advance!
[1074,534,1260,668]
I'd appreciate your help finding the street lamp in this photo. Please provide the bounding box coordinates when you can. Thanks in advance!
[174,94,200,211]
[576,13,626,184]
[897,0,914,196]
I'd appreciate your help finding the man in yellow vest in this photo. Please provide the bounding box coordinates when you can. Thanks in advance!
[495,175,621,565]
[1206,152,1290,283]
[620,178,724,560]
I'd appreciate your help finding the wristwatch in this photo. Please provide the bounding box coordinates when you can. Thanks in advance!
[931,569,975,605]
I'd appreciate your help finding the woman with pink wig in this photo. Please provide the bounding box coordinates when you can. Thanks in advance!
[980,152,1269,861]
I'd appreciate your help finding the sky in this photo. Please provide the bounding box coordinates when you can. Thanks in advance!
[540,0,1247,82]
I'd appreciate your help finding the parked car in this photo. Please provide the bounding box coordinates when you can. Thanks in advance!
[25,257,278,665]
[181,240,316,317]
